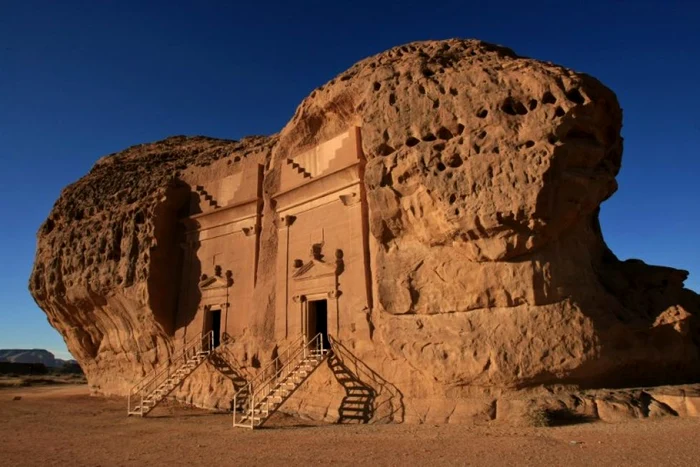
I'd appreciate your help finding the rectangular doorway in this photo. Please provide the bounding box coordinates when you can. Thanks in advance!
[307,299,329,349]
[209,309,221,349]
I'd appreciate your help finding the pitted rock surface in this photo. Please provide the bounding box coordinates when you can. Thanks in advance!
[30,39,699,421]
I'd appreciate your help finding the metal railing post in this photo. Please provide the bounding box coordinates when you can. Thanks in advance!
[251,393,255,428]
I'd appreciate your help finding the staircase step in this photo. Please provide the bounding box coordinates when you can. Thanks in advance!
[230,339,330,429]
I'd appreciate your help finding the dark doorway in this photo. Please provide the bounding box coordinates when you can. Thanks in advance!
[210,309,221,348]
[307,299,329,349]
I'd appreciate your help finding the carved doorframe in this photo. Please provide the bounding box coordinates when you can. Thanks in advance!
[293,290,340,340]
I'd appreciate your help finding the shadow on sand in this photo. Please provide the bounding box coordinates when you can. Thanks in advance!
[328,335,404,424]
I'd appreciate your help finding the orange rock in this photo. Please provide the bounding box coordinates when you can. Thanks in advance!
[29,39,700,423]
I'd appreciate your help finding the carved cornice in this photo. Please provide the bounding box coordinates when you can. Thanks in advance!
[198,275,230,290]
[292,259,337,281]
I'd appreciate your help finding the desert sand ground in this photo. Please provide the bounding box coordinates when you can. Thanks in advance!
[1,385,699,466]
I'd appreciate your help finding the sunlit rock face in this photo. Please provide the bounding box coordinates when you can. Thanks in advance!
[30,39,700,423]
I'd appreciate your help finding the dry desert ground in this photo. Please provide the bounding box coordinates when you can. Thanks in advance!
[1,384,700,466]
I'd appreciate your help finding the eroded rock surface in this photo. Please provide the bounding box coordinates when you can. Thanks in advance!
[30,39,700,422]
[30,136,276,391]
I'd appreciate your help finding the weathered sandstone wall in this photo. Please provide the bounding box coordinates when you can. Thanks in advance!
[30,39,700,422]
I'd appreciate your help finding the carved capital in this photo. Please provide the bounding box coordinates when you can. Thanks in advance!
[279,215,296,228]
[242,224,259,236]
[292,294,306,303]
[328,290,342,299]
[339,192,360,206]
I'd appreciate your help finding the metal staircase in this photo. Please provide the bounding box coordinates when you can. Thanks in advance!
[127,331,215,416]
[232,333,330,429]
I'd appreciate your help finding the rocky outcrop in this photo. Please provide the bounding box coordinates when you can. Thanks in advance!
[30,39,699,421]
[273,39,699,394]
[0,349,70,367]
[30,136,276,392]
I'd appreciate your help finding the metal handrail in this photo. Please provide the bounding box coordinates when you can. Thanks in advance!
[127,331,214,414]
[133,331,214,395]
[247,334,316,401]
[230,333,305,403]
[233,333,326,428]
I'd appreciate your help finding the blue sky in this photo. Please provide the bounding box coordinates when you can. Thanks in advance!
[1,1,698,359]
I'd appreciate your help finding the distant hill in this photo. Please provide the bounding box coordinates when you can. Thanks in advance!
[0,349,76,368]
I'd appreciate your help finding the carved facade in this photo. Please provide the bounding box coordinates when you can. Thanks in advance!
[176,127,371,348]
[176,159,264,344]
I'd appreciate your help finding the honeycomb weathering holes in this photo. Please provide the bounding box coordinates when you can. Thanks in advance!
[566,88,586,105]
[501,97,528,116]
[437,127,454,140]
[542,91,557,104]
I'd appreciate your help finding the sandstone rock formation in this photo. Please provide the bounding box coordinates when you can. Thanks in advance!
[30,39,700,423]
[0,349,72,367]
